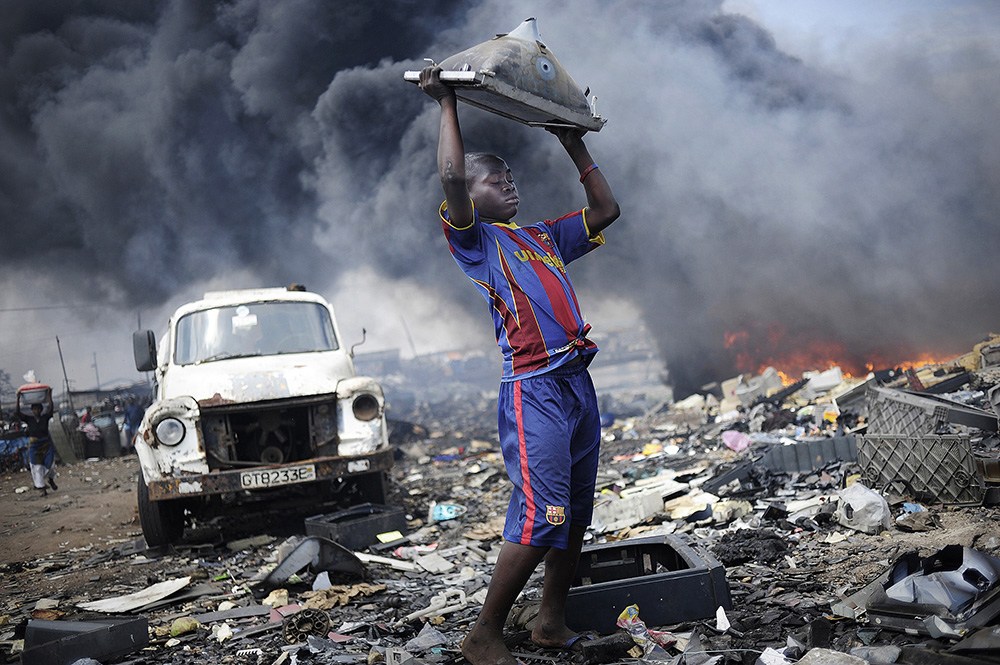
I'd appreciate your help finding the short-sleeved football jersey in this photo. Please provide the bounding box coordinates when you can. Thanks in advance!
[441,201,605,380]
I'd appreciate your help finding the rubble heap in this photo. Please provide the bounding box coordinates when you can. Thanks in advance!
[2,336,1000,665]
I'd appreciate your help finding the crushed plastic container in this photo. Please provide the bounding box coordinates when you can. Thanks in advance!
[864,545,1000,638]
[304,503,407,551]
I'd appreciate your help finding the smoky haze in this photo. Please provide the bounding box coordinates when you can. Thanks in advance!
[2,0,998,397]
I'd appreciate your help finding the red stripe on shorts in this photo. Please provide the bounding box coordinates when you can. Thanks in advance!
[514,380,535,545]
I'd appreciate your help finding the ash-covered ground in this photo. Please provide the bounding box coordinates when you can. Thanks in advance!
[3,365,1000,664]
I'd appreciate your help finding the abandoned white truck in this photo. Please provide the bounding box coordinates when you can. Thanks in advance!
[131,286,393,546]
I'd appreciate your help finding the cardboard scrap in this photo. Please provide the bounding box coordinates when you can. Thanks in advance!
[462,516,505,541]
[301,583,387,610]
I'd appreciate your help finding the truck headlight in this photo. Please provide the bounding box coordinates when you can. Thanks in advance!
[352,394,379,421]
[155,418,185,446]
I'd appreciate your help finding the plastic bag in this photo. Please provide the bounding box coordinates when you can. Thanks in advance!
[835,483,890,534]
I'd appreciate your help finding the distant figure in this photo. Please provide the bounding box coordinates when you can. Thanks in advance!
[123,399,145,453]
[16,391,57,497]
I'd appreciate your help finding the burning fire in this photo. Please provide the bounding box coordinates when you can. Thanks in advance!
[723,323,961,384]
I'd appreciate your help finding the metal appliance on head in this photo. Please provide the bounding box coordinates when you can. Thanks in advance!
[405,18,605,132]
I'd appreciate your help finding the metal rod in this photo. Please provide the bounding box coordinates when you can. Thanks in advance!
[56,336,74,411]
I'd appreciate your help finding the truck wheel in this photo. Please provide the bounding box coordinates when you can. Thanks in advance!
[354,471,388,505]
[137,475,185,547]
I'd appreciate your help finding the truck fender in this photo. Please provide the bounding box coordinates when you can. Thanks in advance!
[137,396,204,481]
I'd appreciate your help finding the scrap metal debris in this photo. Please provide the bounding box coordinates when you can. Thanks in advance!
[2,335,1000,664]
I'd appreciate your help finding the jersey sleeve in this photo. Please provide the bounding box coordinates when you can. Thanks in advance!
[544,208,606,265]
[441,200,487,266]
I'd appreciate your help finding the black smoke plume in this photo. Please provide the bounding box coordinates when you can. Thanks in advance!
[2,1,998,396]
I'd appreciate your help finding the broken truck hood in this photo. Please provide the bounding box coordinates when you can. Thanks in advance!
[159,353,356,404]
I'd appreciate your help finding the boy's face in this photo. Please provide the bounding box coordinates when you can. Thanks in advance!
[468,159,518,222]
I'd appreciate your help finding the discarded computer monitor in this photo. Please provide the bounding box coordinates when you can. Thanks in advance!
[566,534,731,634]
[404,18,605,132]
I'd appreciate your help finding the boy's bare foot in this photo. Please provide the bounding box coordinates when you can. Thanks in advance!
[462,629,521,665]
[530,626,591,651]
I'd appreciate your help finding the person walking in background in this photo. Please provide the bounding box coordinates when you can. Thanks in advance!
[16,391,57,497]
[123,398,145,454]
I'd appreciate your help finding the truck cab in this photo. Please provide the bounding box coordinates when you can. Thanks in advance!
[132,286,393,546]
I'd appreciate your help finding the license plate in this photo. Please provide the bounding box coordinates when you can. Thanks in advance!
[240,464,317,489]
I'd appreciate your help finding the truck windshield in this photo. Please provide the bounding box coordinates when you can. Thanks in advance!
[173,301,339,365]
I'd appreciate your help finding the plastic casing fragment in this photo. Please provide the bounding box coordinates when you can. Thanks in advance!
[858,434,985,506]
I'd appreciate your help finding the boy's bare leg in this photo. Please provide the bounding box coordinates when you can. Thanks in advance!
[531,524,586,648]
[463,541,547,665]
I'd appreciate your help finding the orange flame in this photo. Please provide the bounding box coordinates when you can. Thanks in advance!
[723,323,961,384]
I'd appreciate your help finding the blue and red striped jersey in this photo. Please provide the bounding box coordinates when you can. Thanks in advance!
[441,201,605,381]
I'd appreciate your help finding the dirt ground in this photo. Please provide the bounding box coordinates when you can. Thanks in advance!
[0,455,340,606]
[0,456,142,566]
[0,456,168,624]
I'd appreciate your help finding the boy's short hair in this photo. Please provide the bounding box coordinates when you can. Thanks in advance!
[465,152,505,184]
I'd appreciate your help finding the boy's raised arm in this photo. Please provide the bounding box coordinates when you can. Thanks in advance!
[420,67,473,228]
[550,127,620,236]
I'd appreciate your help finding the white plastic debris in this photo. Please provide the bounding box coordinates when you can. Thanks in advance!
[715,606,730,632]
[756,647,793,665]
[415,552,455,574]
[835,483,890,534]
[312,571,332,591]
[211,622,233,643]
[77,576,191,613]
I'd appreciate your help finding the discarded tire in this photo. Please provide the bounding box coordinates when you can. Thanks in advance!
[137,474,184,547]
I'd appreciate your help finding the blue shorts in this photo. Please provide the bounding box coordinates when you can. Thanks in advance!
[498,361,601,548]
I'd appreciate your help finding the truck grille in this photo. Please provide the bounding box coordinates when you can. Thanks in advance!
[200,397,338,468]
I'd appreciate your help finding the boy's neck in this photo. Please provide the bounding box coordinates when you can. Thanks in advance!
[481,214,515,225]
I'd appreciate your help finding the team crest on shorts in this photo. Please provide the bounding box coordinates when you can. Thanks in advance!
[545,505,566,526]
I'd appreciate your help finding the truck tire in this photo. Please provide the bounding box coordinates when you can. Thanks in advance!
[354,471,388,505]
[137,474,185,547]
